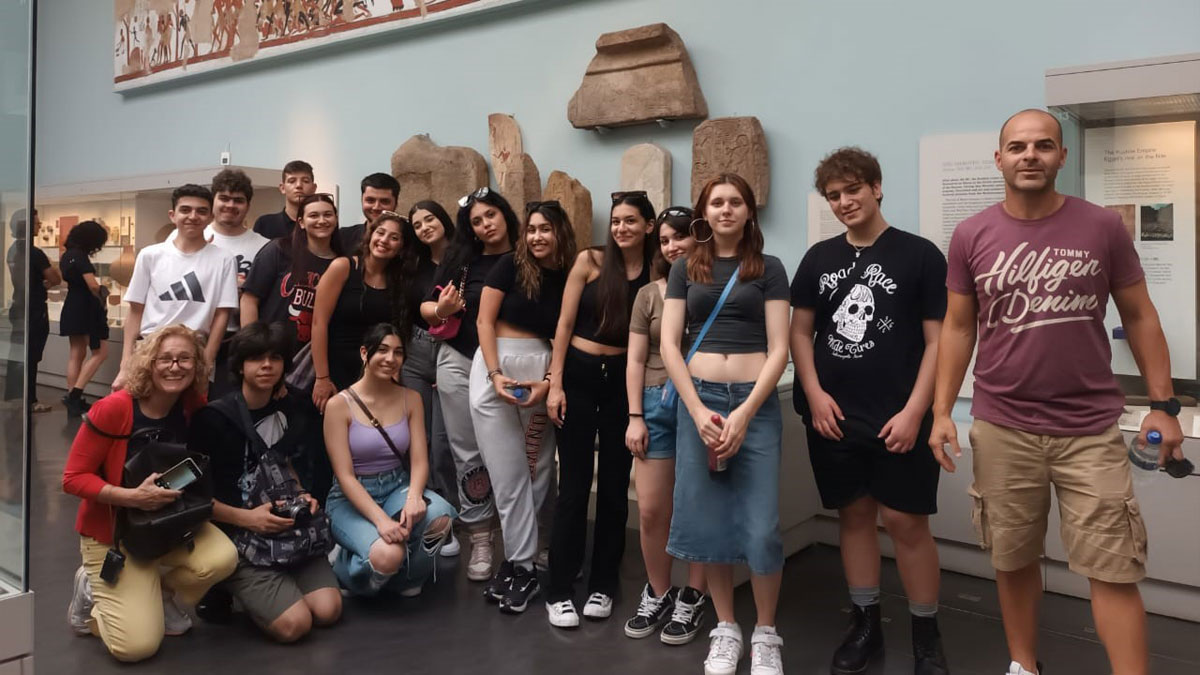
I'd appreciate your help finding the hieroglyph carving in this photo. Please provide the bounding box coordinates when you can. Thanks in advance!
[691,117,769,207]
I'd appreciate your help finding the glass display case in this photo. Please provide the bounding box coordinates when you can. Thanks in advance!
[1047,52,1200,404]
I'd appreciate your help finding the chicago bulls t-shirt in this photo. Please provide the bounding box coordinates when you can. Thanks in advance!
[243,240,336,346]
[791,227,947,433]
[947,196,1144,436]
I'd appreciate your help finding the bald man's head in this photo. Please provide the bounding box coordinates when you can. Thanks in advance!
[999,109,1062,147]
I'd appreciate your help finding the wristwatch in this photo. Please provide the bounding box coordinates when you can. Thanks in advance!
[1149,397,1182,417]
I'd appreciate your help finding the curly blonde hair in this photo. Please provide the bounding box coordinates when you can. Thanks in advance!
[123,325,211,399]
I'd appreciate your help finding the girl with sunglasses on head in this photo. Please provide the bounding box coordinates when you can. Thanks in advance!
[419,187,518,584]
[310,212,424,413]
[623,206,710,645]
[401,201,460,544]
[322,324,457,597]
[469,201,576,614]
[544,191,655,629]
[660,174,791,675]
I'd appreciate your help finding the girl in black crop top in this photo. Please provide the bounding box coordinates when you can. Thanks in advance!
[543,192,656,624]
[418,188,519,584]
[311,213,422,413]
[467,202,576,611]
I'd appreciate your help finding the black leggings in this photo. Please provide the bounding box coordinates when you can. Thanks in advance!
[548,346,632,600]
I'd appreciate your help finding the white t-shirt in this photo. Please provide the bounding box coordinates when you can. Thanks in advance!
[166,226,267,330]
[124,240,239,337]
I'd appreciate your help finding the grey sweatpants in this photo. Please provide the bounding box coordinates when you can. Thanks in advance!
[436,346,495,526]
[468,339,556,567]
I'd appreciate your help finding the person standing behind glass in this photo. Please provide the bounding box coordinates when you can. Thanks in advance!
[59,220,112,417]
[660,174,791,675]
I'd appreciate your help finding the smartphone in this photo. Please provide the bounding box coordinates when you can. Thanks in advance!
[155,457,202,491]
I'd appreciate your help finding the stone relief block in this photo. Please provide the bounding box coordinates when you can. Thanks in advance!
[543,170,593,251]
[390,134,488,218]
[691,116,769,207]
[620,143,672,213]
[488,114,542,215]
[568,23,708,130]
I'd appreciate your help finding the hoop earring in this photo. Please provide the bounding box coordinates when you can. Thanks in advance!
[689,218,713,243]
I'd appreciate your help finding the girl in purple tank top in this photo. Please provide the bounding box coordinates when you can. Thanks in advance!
[322,323,459,597]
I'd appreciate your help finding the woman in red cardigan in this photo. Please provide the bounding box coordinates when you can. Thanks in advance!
[62,324,237,662]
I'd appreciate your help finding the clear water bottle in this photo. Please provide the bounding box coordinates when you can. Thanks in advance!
[1129,430,1162,485]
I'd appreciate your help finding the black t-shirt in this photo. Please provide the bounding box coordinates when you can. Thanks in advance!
[484,253,567,340]
[790,227,947,429]
[7,241,50,311]
[665,255,790,354]
[253,211,295,241]
[132,399,188,442]
[411,257,437,331]
[338,223,365,255]
[433,252,505,358]
[243,240,336,345]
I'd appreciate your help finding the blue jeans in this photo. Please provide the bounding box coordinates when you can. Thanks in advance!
[643,385,677,460]
[326,466,458,596]
[667,378,784,575]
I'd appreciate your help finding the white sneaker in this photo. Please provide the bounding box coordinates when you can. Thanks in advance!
[704,622,744,675]
[327,543,342,566]
[67,566,93,636]
[439,534,460,557]
[1007,661,1041,675]
[162,593,193,636]
[546,599,580,629]
[467,530,494,581]
[582,591,613,619]
[399,585,423,598]
[750,625,784,675]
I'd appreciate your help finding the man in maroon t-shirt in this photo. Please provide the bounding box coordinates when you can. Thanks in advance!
[930,109,1184,675]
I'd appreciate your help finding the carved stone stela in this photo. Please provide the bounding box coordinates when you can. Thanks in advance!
[691,117,769,207]
[543,170,593,251]
[488,114,542,217]
[568,23,708,130]
[620,143,672,213]
[390,135,488,218]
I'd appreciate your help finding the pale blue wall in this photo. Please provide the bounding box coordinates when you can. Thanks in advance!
[35,0,1200,274]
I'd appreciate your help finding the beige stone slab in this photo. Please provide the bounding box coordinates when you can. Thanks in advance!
[543,170,593,251]
[390,134,488,218]
[568,23,708,129]
[691,116,770,207]
[620,143,672,214]
[488,114,541,215]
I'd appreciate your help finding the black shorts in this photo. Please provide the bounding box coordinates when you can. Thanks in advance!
[805,416,940,515]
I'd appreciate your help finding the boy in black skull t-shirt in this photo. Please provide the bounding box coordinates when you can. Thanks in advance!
[789,147,949,675]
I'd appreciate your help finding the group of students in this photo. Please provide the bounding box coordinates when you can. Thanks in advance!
[56,108,1184,675]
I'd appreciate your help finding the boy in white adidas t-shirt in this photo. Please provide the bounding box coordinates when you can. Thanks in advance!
[113,184,239,390]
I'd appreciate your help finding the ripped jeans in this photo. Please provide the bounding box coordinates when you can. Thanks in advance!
[326,466,458,596]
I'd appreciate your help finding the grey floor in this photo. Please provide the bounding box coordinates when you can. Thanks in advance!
[25,387,1200,674]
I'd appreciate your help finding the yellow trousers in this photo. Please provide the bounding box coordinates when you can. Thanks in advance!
[79,522,237,662]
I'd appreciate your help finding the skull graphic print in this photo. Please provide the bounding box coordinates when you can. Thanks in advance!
[832,284,875,343]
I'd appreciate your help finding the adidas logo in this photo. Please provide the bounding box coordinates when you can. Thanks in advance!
[157,272,207,302]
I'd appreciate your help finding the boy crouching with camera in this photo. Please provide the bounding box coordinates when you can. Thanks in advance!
[188,322,342,642]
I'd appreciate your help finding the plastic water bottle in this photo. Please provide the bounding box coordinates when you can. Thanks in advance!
[509,386,528,401]
[1129,430,1162,486]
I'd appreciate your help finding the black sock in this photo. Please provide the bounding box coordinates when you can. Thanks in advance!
[68,388,83,401]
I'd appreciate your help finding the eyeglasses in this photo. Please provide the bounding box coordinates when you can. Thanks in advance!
[458,187,491,208]
[154,354,196,369]
[658,207,692,221]
[611,190,648,204]
[525,200,563,215]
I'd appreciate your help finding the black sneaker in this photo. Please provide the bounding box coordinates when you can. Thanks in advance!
[498,565,539,614]
[912,615,949,675]
[625,584,676,638]
[660,586,706,645]
[195,586,233,624]
[63,394,87,418]
[484,560,516,603]
[832,604,883,674]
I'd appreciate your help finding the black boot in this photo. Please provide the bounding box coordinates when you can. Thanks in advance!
[911,615,949,675]
[832,603,884,674]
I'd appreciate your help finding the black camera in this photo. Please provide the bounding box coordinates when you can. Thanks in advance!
[271,497,312,525]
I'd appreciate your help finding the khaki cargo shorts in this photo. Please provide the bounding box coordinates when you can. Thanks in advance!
[967,419,1147,584]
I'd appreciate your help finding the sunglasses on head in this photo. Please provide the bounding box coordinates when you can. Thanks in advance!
[458,187,491,208]
[658,207,692,221]
[525,200,563,215]
[375,210,409,225]
[611,190,648,204]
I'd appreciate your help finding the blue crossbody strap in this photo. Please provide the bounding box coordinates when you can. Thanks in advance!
[684,265,740,363]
